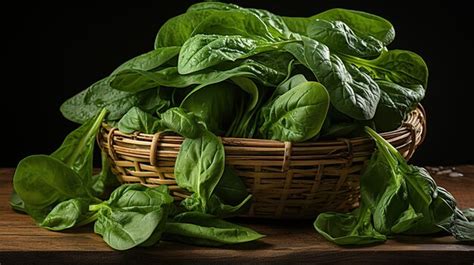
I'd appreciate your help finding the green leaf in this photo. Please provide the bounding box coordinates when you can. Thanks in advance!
[254,74,307,139]
[271,74,307,100]
[207,194,252,217]
[159,107,204,138]
[14,110,106,224]
[180,166,252,217]
[178,34,294,74]
[61,46,177,125]
[40,198,96,231]
[9,189,26,213]
[374,80,425,131]
[60,78,159,124]
[259,81,330,142]
[341,49,429,89]
[174,131,225,209]
[164,212,264,246]
[448,208,474,241]
[155,10,216,48]
[314,8,395,45]
[156,3,289,48]
[314,206,387,245]
[284,8,394,45]
[117,107,161,134]
[181,82,246,135]
[187,2,290,39]
[111,46,180,75]
[181,193,252,217]
[92,184,173,250]
[285,37,381,120]
[306,19,384,58]
[214,166,249,206]
[13,155,90,218]
[186,2,240,12]
[109,52,292,94]
[51,108,107,182]
[190,13,274,42]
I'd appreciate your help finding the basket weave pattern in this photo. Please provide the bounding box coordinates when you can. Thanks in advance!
[98,106,426,219]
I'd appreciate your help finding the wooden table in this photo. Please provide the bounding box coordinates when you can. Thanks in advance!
[1,167,473,265]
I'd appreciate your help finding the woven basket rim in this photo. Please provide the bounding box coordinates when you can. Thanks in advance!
[102,104,426,146]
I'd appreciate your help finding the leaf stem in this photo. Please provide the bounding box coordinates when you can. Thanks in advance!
[76,211,100,227]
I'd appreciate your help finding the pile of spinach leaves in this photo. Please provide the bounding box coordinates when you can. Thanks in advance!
[12,109,263,250]
[12,2,471,249]
[314,127,474,245]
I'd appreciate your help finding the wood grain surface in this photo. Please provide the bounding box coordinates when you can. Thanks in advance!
[0,167,473,265]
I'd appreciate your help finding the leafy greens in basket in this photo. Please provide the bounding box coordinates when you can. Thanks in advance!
[11,2,472,250]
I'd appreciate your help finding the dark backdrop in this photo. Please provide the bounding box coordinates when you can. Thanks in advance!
[3,1,473,167]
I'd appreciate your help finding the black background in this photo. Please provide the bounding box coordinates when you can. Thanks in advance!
[3,1,473,167]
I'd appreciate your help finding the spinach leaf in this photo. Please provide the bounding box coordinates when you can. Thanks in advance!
[180,167,251,217]
[156,2,289,48]
[448,208,474,241]
[175,131,225,210]
[118,106,205,137]
[187,2,291,39]
[109,51,292,94]
[178,34,260,74]
[13,155,91,221]
[314,205,387,245]
[91,184,173,250]
[255,74,308,139]
[61,46,177,124]
[341,49,428,89]
[270,74,307,100]
[117,107,161,134]
[229,77,271,138]
[306,19,384,58]
[186,1,240,12]
[259,81,330,142]
[155,10,217,48]
[178,34,294,74]
[111,46,180,75]
[40,198,97,231]
[314,8,395,46]
[60,78,159,124]
[181,192,252,217]
[164,212,264,246]
[159,107,204,138]
[214,166,250,206]
[51,108,108,183]
[283,8,394,46]
[285,37,381,120]
[13,109,107,224]
[180,82,245,135]
[9,189,26,213]
[190,13,275,42]
[373,80,425,131]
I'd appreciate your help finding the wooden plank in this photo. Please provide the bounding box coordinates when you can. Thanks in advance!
[0,167,473,265]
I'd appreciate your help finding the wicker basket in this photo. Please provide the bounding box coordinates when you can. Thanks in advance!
[98,106,426,219]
